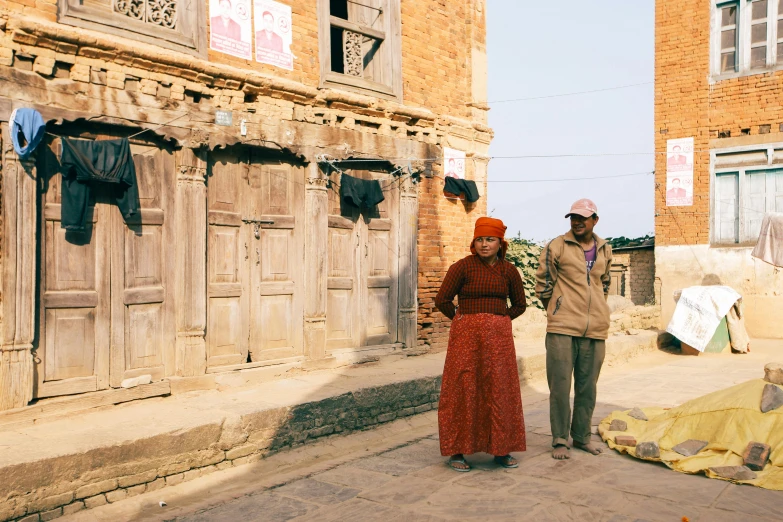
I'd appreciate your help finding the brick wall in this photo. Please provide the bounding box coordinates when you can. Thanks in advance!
[655,0,783,337]
[656,0,783,246]
[8,0,480,119]
[417,174,486,352]
[612,249,655,306]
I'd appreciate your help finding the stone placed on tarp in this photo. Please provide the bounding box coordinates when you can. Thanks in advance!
[608,419,628,432]
[764,363,783,385]
[672,439,708,457]
[761,383,783,413]
[743,442,771,471]
[628,407,648,421]
[615,435,637,447]
[710,466,757,481]
[636,441,660,459]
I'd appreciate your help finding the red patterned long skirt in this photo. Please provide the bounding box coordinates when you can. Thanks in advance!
[438,313,526,456]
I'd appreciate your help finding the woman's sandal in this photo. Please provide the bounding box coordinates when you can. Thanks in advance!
[447,456,471,472]
[494,455,519,468]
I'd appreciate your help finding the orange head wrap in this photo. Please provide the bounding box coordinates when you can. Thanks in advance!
[470,216,508,259]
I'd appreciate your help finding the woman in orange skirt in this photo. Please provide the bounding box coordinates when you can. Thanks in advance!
[435,216,527,471]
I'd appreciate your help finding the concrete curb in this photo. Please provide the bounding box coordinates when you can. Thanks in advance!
[0,330,667,522]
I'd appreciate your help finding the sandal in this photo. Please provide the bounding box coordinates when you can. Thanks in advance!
[494,455,519,468]
[447,456,471,472]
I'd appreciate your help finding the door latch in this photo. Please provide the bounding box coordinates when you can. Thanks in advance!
[242,218,275,239]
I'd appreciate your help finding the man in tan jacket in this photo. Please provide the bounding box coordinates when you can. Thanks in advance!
[535,199,613,460]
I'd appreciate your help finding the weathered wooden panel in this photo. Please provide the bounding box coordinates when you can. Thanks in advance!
[44,308,96,381]
[207,297,245,364]
[207,149,248,368]
[46,223,96,292]
[125,303,164,379]
[326,290,353,342]
[36,136,110,399]
[124,226,162,289]
[111,143,176,387]
[246,158,304,363]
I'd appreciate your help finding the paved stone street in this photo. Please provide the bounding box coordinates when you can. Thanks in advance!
[63,342,783,522]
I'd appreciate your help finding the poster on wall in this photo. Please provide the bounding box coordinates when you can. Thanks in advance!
[443,148,466,179]
[665,137,694,207]
[209,0,253,60]
[254,0,294,70]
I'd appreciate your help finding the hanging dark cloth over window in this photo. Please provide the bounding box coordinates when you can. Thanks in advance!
[444,177,480,203]
[59,138,140,231]
[339,173,385,209]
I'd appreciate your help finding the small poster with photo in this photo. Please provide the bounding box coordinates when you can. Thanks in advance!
[444,148,466,179]
[209,0,253,60]
[665,137,694,207]
[254,0,294,70]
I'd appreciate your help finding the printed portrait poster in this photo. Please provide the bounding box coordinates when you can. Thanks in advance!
[210,0,252,60]
[443,148,466,179]
[254,0,294,70]
[666,137,694,207]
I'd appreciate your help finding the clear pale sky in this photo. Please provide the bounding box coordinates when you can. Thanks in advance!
[486,0,655,242]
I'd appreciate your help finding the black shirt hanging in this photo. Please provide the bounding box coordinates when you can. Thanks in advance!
[339,173,385,209]
[60,137,140,231]
[444,176,480,203]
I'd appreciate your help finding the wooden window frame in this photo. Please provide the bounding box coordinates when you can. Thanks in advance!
[58,0,207,58]
[712,0,783,78]
[318,0,403,101]
[711,144,783,245]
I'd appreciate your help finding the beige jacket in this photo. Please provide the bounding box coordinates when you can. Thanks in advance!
[535,231,613,340]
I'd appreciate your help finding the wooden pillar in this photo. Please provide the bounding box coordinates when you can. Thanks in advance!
[174,148,207,377]
[303,162,329,362]
[0,123,37,410]
[398,174,419,350]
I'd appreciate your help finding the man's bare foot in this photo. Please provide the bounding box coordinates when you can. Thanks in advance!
[574,441,603,455]
[552,445,570,459]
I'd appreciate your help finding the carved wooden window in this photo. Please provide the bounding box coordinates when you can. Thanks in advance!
[58,0,206,57]
[319,0,402,100]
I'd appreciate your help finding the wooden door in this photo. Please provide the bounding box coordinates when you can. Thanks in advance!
[326,171,360,350]
[206,150,305,368]
[245,154,305,362]
[36,138,111,398]
[325,170,399,350]
[35,135,175,396]
[110,144,176,386]
[361,172,399,346]
[206,148,249,367]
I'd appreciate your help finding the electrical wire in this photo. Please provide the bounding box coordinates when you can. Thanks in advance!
[479,81,654,105]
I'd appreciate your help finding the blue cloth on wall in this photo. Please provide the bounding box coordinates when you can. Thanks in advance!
[10,108,46,160]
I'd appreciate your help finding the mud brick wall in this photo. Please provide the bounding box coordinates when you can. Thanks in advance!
[613,249,655,306]
[655,0,783,246]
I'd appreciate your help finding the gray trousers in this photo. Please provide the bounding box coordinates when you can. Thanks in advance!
[545,333,606,447]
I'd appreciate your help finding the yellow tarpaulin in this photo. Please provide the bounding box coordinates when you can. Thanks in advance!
[599,379,783,490]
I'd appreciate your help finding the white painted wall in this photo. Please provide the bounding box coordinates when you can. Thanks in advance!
[656,245,783,339]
